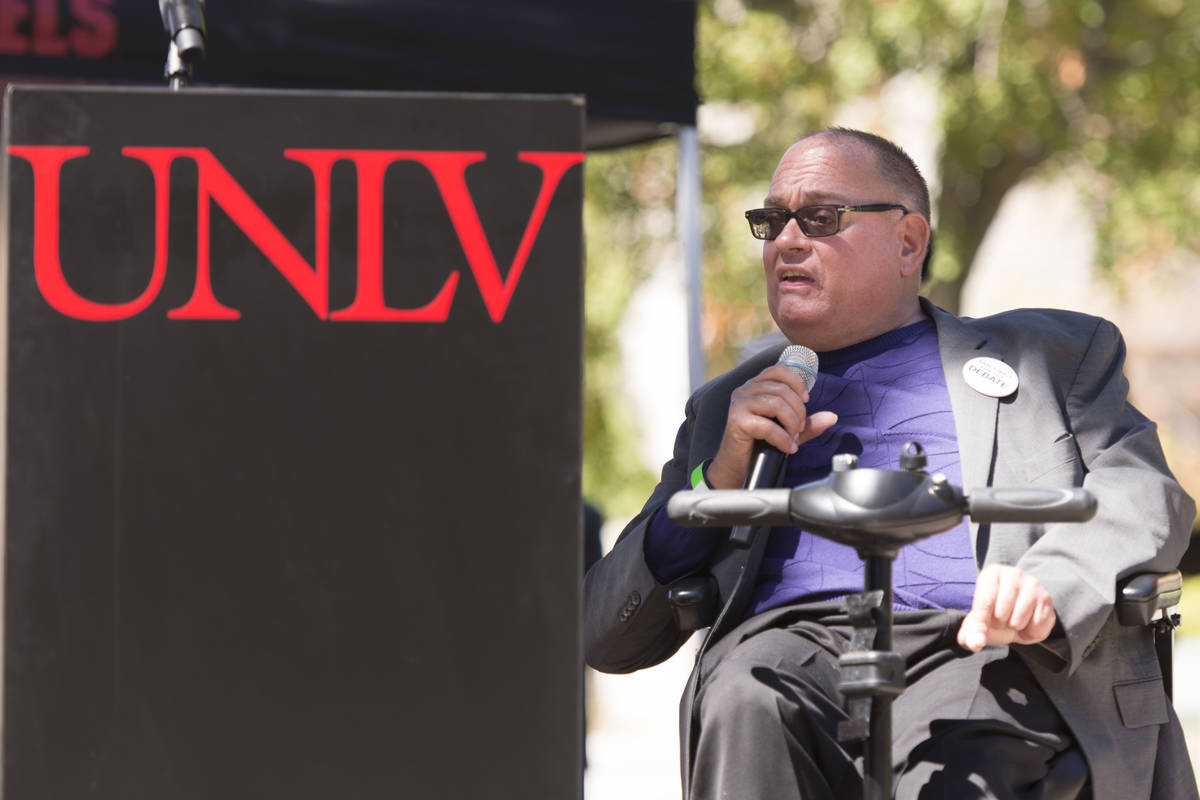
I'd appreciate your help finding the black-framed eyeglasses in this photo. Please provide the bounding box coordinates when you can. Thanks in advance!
[744,204,908,240]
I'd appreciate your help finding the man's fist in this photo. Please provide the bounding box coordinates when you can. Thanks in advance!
[705,363,838,490]
[958,564,1057,653]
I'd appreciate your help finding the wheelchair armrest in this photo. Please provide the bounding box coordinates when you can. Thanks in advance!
[667,575,719,632]
[1115,570,1183,627]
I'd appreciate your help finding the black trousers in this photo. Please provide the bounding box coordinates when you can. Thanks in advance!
[689,603,1088,800]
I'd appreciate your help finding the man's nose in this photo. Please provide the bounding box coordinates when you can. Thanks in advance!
[772,215,811,249]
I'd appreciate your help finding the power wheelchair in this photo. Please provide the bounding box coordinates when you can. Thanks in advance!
[666,442,1184,800]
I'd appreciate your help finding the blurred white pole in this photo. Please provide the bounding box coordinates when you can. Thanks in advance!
[676,124,705,391]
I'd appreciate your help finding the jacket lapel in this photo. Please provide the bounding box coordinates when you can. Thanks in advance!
[922,299,1003,559]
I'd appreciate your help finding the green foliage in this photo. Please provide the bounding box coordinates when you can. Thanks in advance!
[581,0,1200,516]
[581,145,672,517]
[1179,572,1200,640]
[692,0,1200,356]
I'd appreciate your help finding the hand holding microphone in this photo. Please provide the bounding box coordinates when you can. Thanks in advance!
[705,345,838,491]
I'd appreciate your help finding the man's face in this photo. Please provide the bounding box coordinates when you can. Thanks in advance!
[761,136,923,351]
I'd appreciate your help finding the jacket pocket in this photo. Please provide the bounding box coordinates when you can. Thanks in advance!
[1022,432,1083,486]
[1113,677,1169,728]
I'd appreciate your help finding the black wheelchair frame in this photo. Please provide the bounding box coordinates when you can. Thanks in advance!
[666,442,1183,800]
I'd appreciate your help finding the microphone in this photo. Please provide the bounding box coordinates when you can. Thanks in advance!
[745,344,819,487]
[159,0,207,62]
[728,344,818,546]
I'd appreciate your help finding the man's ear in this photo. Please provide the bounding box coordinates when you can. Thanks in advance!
[898,213,930,279]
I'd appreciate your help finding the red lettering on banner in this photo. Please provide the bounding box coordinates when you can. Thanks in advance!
[32,0,67,56]
[0,0,116,57]
[7,144,584,322]
[0,0,30,54]
[69,0,117,58]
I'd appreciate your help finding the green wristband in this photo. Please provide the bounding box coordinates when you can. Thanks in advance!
[690,460,711,490]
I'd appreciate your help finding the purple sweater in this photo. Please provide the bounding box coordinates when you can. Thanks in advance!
[643,319,976,615]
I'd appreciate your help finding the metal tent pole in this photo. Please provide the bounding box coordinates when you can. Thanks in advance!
[676,124,705,392]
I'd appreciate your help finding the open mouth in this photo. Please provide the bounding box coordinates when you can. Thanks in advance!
[779,269,815,285]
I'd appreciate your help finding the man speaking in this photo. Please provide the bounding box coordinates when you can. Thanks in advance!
[584,128,1196,800]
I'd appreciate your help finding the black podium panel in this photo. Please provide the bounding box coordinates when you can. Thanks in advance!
[2,86,583,799]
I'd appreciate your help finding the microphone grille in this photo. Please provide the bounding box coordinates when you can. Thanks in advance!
[779,344,818,391]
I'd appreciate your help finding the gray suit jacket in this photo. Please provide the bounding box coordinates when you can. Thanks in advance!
[583,300,1198,800]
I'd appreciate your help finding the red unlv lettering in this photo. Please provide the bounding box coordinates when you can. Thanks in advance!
[6,145,584,322]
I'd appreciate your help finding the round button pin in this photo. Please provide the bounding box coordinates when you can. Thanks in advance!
[962,357,1018,398]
